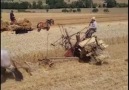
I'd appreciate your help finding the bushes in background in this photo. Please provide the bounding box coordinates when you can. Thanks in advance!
[103,8,109,12]
[62,8,81,13]
[92,8,99,13]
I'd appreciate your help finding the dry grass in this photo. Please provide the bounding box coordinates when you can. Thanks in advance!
[1,20,128,63]
[102,35,128,45]
[1,13,128,27]
[1,43,128,90]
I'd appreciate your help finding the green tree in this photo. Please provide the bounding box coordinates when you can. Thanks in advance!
[82,0,93,8]
[8,2,13,9]
[93,3,98,8]
[46,0,66,8]
[106,0,117,8]
[32,1,37,9]
[116,3,128,7]
[26,1,31,9]
[13,2,19,9]
[43,5,50,9]
[37,0,43,9]
[19,2,29,9]
[46,0,55,8]
[70,2,77,8]
[1,2,7,9]
[76,1,85,8]
[1,1,31,9]
[70,1,84,8]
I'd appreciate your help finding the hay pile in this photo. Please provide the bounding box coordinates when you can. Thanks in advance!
[1,18,32,31]
[16,18,32,29]
[79,37,109,64]
[8,24,21,31]
[1,20,10,31]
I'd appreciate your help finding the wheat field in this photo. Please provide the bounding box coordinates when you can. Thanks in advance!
[1,12,128,90]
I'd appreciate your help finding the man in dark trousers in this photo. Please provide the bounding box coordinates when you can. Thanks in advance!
[10,10,16,24]
[85,17,97,38]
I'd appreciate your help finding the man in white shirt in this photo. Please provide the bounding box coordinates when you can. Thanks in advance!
[85,17,97,38]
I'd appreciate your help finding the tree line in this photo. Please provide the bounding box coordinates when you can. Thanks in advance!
[1,0,128,9]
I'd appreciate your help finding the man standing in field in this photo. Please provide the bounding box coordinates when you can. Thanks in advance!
[10,10,16,24]
[85,17,97,38]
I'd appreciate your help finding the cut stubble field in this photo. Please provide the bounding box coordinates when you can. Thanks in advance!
[2,13,128,26]
[1,13,128,90]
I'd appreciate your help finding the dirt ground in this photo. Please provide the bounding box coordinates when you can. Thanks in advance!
[1,13,128,90]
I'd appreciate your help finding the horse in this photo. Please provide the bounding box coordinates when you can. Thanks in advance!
[1,49,23,83]
[37,19,54,32]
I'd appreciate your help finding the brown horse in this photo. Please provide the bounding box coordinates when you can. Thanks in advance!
[37,19,54,32]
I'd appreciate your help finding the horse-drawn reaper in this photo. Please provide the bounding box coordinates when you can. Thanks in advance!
[50,24,109,65]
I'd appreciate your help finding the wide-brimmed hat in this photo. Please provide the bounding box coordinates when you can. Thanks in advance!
[91,17,96,20]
